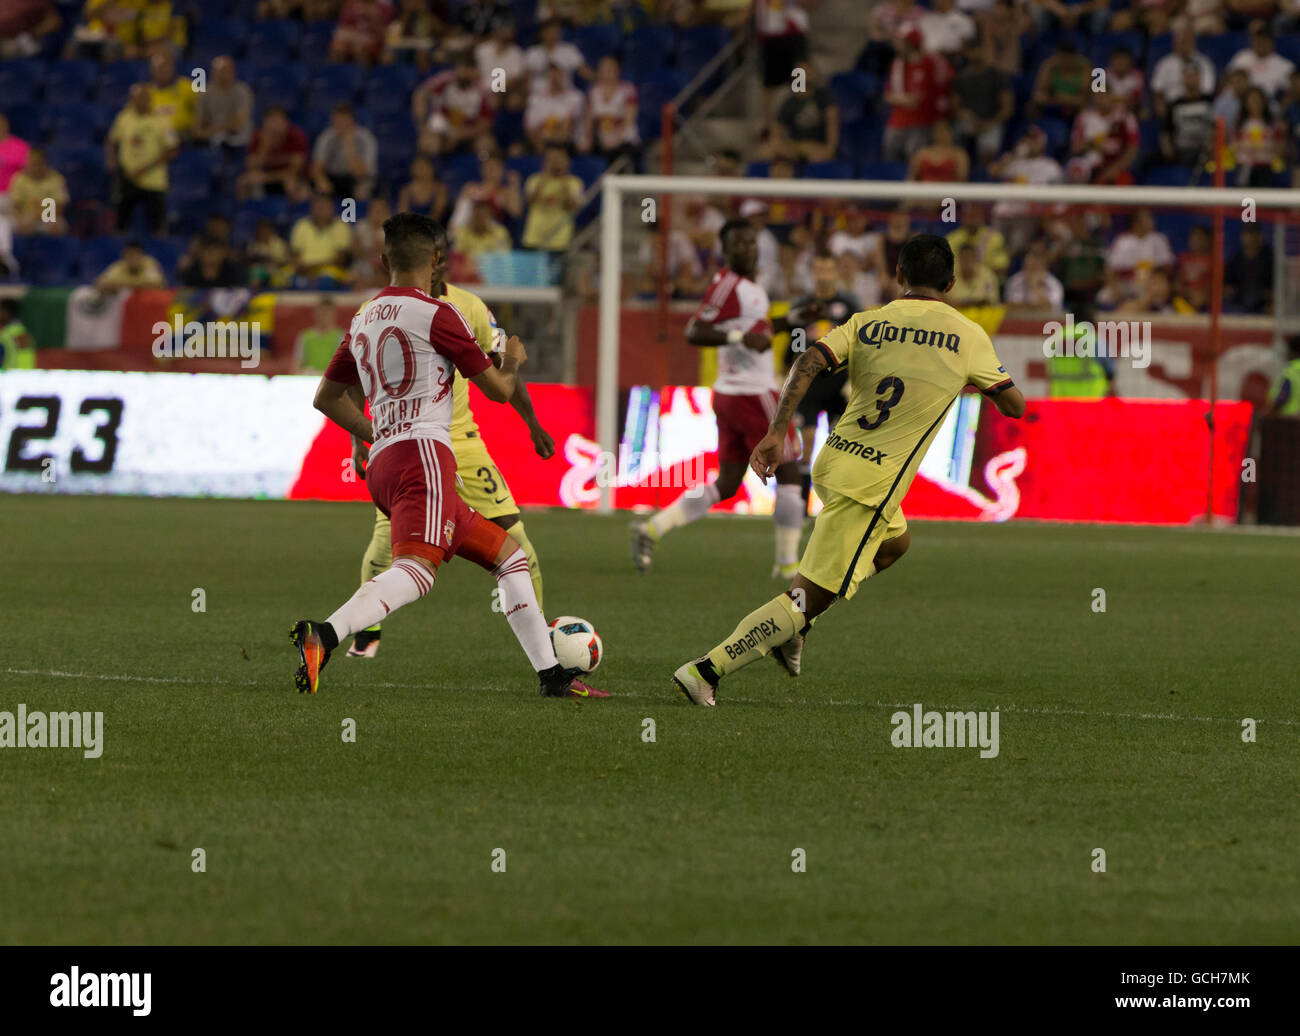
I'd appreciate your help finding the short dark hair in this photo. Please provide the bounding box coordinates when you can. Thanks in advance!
[382,212,445,272]
[898,233,954,292]
[720,218,750,248]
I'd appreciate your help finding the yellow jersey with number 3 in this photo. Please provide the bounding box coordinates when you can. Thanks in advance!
[811,296,1014,512]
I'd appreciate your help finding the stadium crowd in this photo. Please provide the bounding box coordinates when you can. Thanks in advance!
[0,0,1296,320]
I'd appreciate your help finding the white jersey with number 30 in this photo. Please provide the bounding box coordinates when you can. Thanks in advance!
[325,286,492,461]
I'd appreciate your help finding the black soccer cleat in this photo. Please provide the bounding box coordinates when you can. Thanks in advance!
[538,663,575,698]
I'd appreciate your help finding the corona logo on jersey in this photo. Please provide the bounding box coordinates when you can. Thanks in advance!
[857,319,961,354]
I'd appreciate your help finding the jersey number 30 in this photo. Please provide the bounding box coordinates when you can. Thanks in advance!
[858,376,905,431]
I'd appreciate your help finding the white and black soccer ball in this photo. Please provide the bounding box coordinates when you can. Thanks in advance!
[549,616,603,674]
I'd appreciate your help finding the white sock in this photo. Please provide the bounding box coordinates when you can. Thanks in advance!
[326,559,432,639]
[649,481,722,537]
[494,548,558,671]
[773,484,804,565]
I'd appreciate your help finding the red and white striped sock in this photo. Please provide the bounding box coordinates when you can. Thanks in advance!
[326,559,432,639]
[493,548,558,671]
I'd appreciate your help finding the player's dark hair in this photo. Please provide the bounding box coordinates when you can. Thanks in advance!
[898,233,954,292]
[720,218,750,248]
[383,212,445,272]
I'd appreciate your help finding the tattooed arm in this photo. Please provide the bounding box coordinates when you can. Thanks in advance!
[749,347,829,479]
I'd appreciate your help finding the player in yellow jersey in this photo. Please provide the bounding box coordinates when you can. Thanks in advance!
[345,220,554,660]
[672,234,1027,706]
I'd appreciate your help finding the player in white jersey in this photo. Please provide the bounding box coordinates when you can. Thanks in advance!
[290,213,582,699]
[631,219,825,578]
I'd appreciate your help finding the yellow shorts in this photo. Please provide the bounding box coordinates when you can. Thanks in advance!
[798,485,908,600]
[451,435,518,520]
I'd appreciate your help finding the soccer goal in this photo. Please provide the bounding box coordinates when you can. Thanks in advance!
[589,172,1300,524]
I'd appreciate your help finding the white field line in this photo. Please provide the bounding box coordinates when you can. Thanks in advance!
[4,667,1294,728]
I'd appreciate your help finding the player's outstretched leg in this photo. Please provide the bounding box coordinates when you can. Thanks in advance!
[771,463,804,580]
[348,508,392,658]
[290,557,434,693]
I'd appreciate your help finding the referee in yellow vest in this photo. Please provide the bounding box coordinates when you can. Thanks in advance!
[0,299,37,369]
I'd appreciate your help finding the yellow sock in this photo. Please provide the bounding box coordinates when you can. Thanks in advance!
[360,509,392,632]
[508,519,543,611]
[706,593,803,677]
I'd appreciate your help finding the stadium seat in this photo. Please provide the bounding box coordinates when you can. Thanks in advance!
[1145,32,1174,74]
[140,237,186,278]
[675,24,731,77]
[12,236,76,286]
[245,20,302,64]
[1138,119,1161,157]
[4,103,42,144]
[505,155,543,184]
[839,119,881,165]
[1038,115,1071,159]
[1201,33,1247,71]
[625,26,675,78]
[78,236,126,282]
[192,17,250,59]
[804,160,854,180]
[0,59,45,104]
[1276,38,1300,66]
[253,67,303,111]
[305,65,365,110]
[570,155,607,189]
[363,65,421,115]
[43,59,99,101]
[1142,165,1193,187]
[299,21,336,65]
[569,24,621,66]
[746,161,771,178]
[829,71,874,124]
[1089,30,1144,66]
[96,60,150,109]
[857,160,907,181]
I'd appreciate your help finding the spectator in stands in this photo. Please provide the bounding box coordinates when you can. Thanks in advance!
[883,26,953,162]
[1030,38,1090,120]
[69,0,182,60]
[1226,0,1281,31]
[634,227,705,299]
[178,213,235,278]
[180,234,243,287]
[525,62,586,152]
[836,250,882,308]
[0,0,61,59]
[0,113,32,195]
[8,149,68,235]
[311,103,377,200]
[1004,242,1065,311]
[1111,0,1180,34]
[246,218,290,287]
[920,0,975,58]
[0,298,36,368]
[293,297,345,374]
[1158,61,1215,167]
[384,0,447,67]
[415,56,496,157]
[452,0,515,56]
[290,193,353,287]
[106,84,177,236]
[1231,85,1286,185]
[681,195,725,280]
[193,56,254,151]
[258,0,342,20]
[1175,0,1228,34]
[857,0,923,78]
[1101,208,1174,306]
[350,196,391,287]
[947,202,1008,281]
[1106,47,1146,114]
[989,126,1064,253]
[1047,207,1109,309]
[1213,66,1253,135]
[396,155,449,221]
[524,17,593,94]
[95,240,166,290]
[982,0,1029,76]
[522,143,581,252]
[755,0,810,130]
[768,62,838,162]
[1068,90,1140,185]
[147,49,197,141]
[584,56,640,167]
[827,205,887,283]
[950,38,1014,164]
[1228,21,1296,98]
[948,243,999,306]
[238,106,310,200]
[1151,26,1216,117]
[879,206,914,294]
[454,199,513,257]
[1175,224,1214,312]
[764,157,817,241]
[331,0,396,64]
[1116,270,1178,314]
[474,19,526,110]
[907,118,969,182]
[1284,69,1300,185]
[738,198,782,286]
[449,152,522,229]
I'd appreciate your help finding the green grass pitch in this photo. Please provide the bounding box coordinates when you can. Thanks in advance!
[1,496,1296,944]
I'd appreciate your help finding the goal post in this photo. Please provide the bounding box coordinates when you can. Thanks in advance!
[594,173,1300,516]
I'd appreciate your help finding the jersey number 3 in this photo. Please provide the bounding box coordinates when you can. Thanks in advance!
[858,376,905,431]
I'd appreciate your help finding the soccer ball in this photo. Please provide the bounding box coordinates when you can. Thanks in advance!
[549,616,603,674]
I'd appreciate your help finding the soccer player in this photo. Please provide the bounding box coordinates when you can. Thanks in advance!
[290,213,586,699]
[672,234,1027,706]
[781,251,861,507]
[631,219,825,579]
[346,220,551,661]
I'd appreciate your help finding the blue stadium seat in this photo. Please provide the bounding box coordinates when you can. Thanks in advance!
[1201,33,1248,71]
[363,64,421,115]
[171,150,220,201]
[238,196,292,229]
[4,103,42,144]
[193,17,250,59]
[492,107,525,149]
[245,19,302,64]
[43,59,99,101]
[1090,30,1144,66]
[1155,211,1199,253]
[1138,119,1160,156]
[804,160,854,180]
[1038,115,1071,158]
[505,154,543,184]
[13,236,76,286]
[299,21,336,65]
[1145,32,1174,74]
[298,109,330,139]
[570,154,607,189]
[140,236,185,278]
[675,24,730,77]
[857,160,907,181]
[569,24,621,66]
[625,25,675,78]
[829,71,873,125]
[746,161,771,178]
[1276,38,1300,66]
[0,60,45,104]
[78,236,126,282]
[96,60,150,108]
[253,66,303,111]
[306,65,365,110]
[839,118,881,165]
